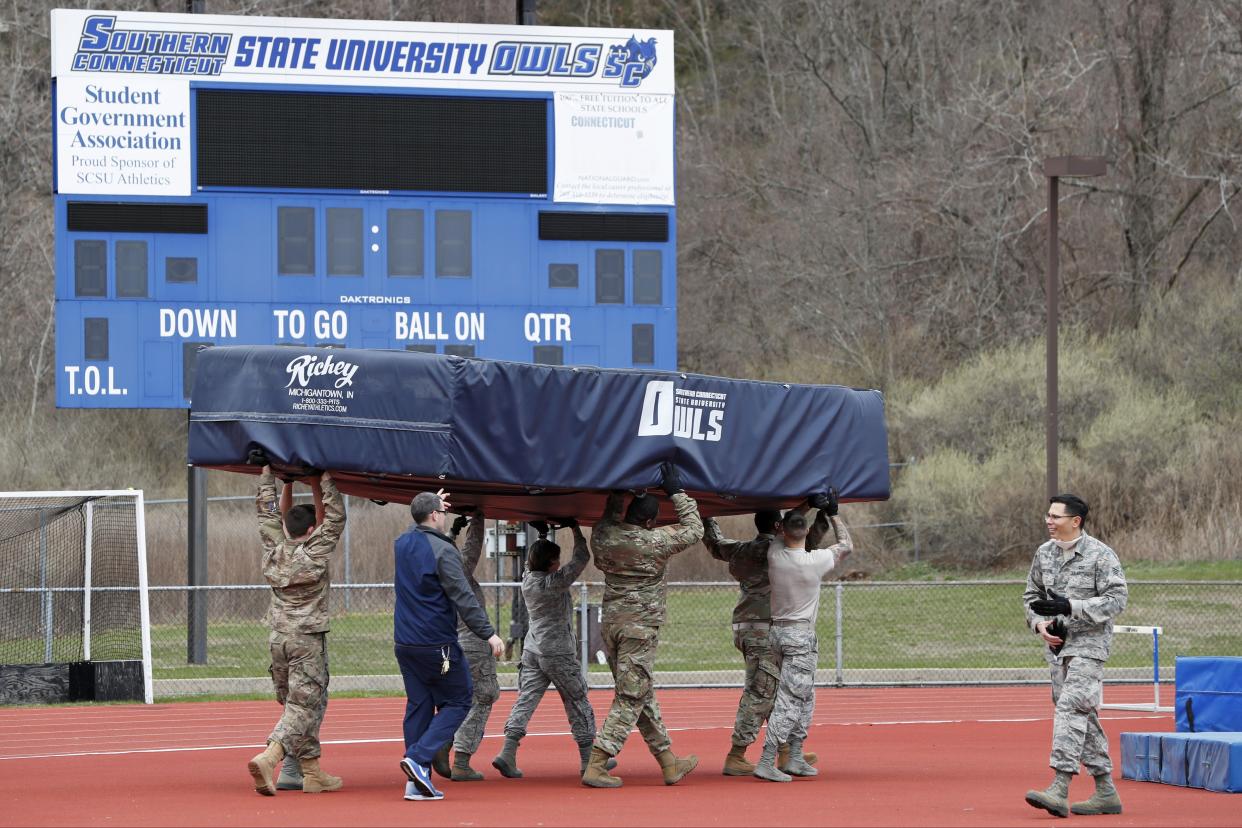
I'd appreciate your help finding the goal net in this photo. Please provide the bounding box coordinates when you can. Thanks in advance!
[0,490,151,703]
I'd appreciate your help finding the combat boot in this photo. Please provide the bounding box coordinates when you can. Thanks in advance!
[753,744,791,783]
[299,757,343,793]
[451,751,485,781]
[722,744,755,776]
[1025,770,1072,818]
[492,736,523,779]
[431,741,452,779]
[581,747,623,788]
[247,740,285,796]
[781,741,818,777]
[276,754,303,791]
[778,743,818,768]
[656,749,698,785]
[577,741,618,775]
[1071,773,1123,815]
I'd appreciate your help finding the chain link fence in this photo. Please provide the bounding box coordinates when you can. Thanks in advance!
[146,579,1242,699]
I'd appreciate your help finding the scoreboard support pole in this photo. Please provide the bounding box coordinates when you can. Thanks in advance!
[187,461,208,664]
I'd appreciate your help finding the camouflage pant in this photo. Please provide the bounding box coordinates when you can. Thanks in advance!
[267,631,329,759]
[1048,655,1111,775]
[731,627,780,747]
[593,622,672,757]
[763,625,817,752]
[452,634,499,755]
[504,648,596,746]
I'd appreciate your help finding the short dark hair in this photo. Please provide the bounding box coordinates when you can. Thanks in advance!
[624,494,659,525]
[781,510,808,532]
[283,504,317,537]
[410,491,443,523]
[527,539,561,572]
[1050,494,1089,526]
[754,509,782,534]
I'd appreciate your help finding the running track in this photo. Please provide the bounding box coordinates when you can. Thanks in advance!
[0,685,1233,827]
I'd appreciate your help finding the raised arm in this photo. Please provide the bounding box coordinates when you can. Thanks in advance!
[599,491,626,524]
[703,517,746,562]
[805,489,836,550]
[654,492,704,555]
[550,523,591,586]
[304,472,344,556]
[311,479,324,527]
[256,466,284,549]
[460,509,485,575]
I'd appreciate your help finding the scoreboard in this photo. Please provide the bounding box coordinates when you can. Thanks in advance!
[50,9,676,408]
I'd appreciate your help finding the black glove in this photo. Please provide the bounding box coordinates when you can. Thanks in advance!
[1030,588,1071,617]
[1047,617,1067,656]
[809,489,838,515]
[449,514,469,537]
[529,520,550,538]
[557,517,579,531]
[659,461,683,497]
[246,447,270,466]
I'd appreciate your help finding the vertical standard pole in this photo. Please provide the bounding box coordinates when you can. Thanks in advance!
[187,465,208,664]
[1046,175,1060,501]
[135,492,154,704]
[1153,628,1161,711]
[579,582,589,684]
[342,496,352,611]
[40,510,52,663]
[83,502,94,661]
[834,583,844,685]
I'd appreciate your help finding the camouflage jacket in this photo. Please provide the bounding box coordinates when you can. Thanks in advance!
[1023,532,1128,662]
[591,491,703,627]
[455,512,487,638]
[522,527,590,656]
[256,471,345,635]
[702,519,774,624]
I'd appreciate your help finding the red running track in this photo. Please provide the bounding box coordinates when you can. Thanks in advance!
[0,685,1233,827]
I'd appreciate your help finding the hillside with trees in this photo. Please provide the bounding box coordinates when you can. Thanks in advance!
[1,0,1238,570]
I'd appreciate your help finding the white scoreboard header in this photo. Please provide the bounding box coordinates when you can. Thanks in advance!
[50,8,675,204]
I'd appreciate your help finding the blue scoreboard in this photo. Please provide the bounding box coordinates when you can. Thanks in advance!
[51,9,676,407]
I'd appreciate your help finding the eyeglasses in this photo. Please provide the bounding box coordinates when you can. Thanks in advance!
[1046,512,1071,521]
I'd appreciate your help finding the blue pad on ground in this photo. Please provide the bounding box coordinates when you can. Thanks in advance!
[1122,732,1242,792]
[1176,656,1242,733]
[1120,732,1161,782]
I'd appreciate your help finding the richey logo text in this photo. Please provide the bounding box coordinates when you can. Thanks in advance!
[284,354,357,414]
[286,354,358,388]
[636,380,725,442]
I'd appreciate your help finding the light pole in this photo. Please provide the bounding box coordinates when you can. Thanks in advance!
[1043,156,1106,500]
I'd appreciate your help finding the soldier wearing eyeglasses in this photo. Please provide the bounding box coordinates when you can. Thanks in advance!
[1023,494,1128,817]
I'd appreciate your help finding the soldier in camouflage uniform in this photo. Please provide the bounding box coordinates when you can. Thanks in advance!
[582,462,704,789]
[1024,494,1128,818]
[753,493,852,782]
[446,508,499,781]
[246,466,346,796]
[492,519,603,778]
[703,506,829,776]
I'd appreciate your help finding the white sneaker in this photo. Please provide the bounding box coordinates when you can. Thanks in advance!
[404,780,444,801]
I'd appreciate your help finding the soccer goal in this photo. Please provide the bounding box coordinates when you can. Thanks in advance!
[1100,624,1173,713]
[0,490,151,704]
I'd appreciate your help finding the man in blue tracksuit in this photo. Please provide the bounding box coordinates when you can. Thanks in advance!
[394,489,504,801]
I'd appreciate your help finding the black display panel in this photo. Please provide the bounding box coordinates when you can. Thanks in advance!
[197,89,548,194]
[538,211,668,242]
[67,202,208,234]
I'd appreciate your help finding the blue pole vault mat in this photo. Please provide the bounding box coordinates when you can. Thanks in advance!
[1176,656,1242,733]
